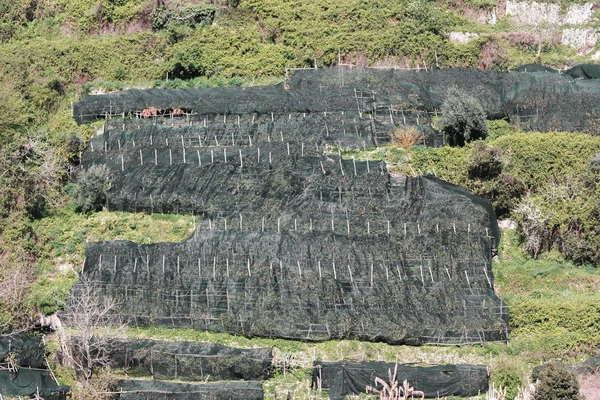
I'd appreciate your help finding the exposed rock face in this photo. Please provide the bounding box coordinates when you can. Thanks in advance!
[561,27,599,53]
[448,32,480,44]
[505,1,596,26]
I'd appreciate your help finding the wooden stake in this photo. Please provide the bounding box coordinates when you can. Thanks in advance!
[332,261,337,279]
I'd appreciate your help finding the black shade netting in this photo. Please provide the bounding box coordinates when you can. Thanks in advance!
[115,379,263,400]
[0,333,45,368]
[66,337,273,381]
[74,66,600,135]
[312,361,488,400]
[0,369,70,399]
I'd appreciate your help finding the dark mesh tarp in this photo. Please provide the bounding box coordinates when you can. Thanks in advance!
[564,64,600,80]
[74,65,600,134]
[0,333,45,368]
[71,168,507,344]
[71,66,509,345]
[115,379,263,400]
[514,64,558,73]
[0,369,69,399]
[87,338,273,381]
[312,361,488,399]
[532,354,600,380]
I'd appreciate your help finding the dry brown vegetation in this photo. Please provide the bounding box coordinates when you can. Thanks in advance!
[391,126,423,148]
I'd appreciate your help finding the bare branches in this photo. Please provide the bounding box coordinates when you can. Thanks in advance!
[61,277,126,381]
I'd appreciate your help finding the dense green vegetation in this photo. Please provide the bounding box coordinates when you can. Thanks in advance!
[1,0,600,398]
[359,128,600,265]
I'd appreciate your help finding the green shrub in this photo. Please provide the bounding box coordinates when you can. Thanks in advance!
[440,86,487,146]
[491,356,525,400]
[74,165,111,213]
[534,363,579,400]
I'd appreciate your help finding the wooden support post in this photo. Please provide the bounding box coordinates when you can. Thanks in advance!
[352,156,357,176]
[177,256,180,274]
[338,150,344,176]
[121,155,124,171]
[182,148,186,163]
[483,264,492,287]
[213,257,216,279]
[226,258,229,278]
[197,150,201,166]
[239,149,243,168]
[297,260,302,277]
[169,149,172,165]
[139,149,143,165]
[370,263,374,287]
[318,260,322,279]
[162,255,165,274]
[154,149,158,166]
[247,258,251,277]
[277,217,280,233]
[464,270,470,287]
[133,258,137,273]
[347,264,353,283]
[224,148,227,163]
[332,261,337,280]
[113,255,117,273]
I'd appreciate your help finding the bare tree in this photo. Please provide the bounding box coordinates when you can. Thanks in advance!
[60,277,126,381]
